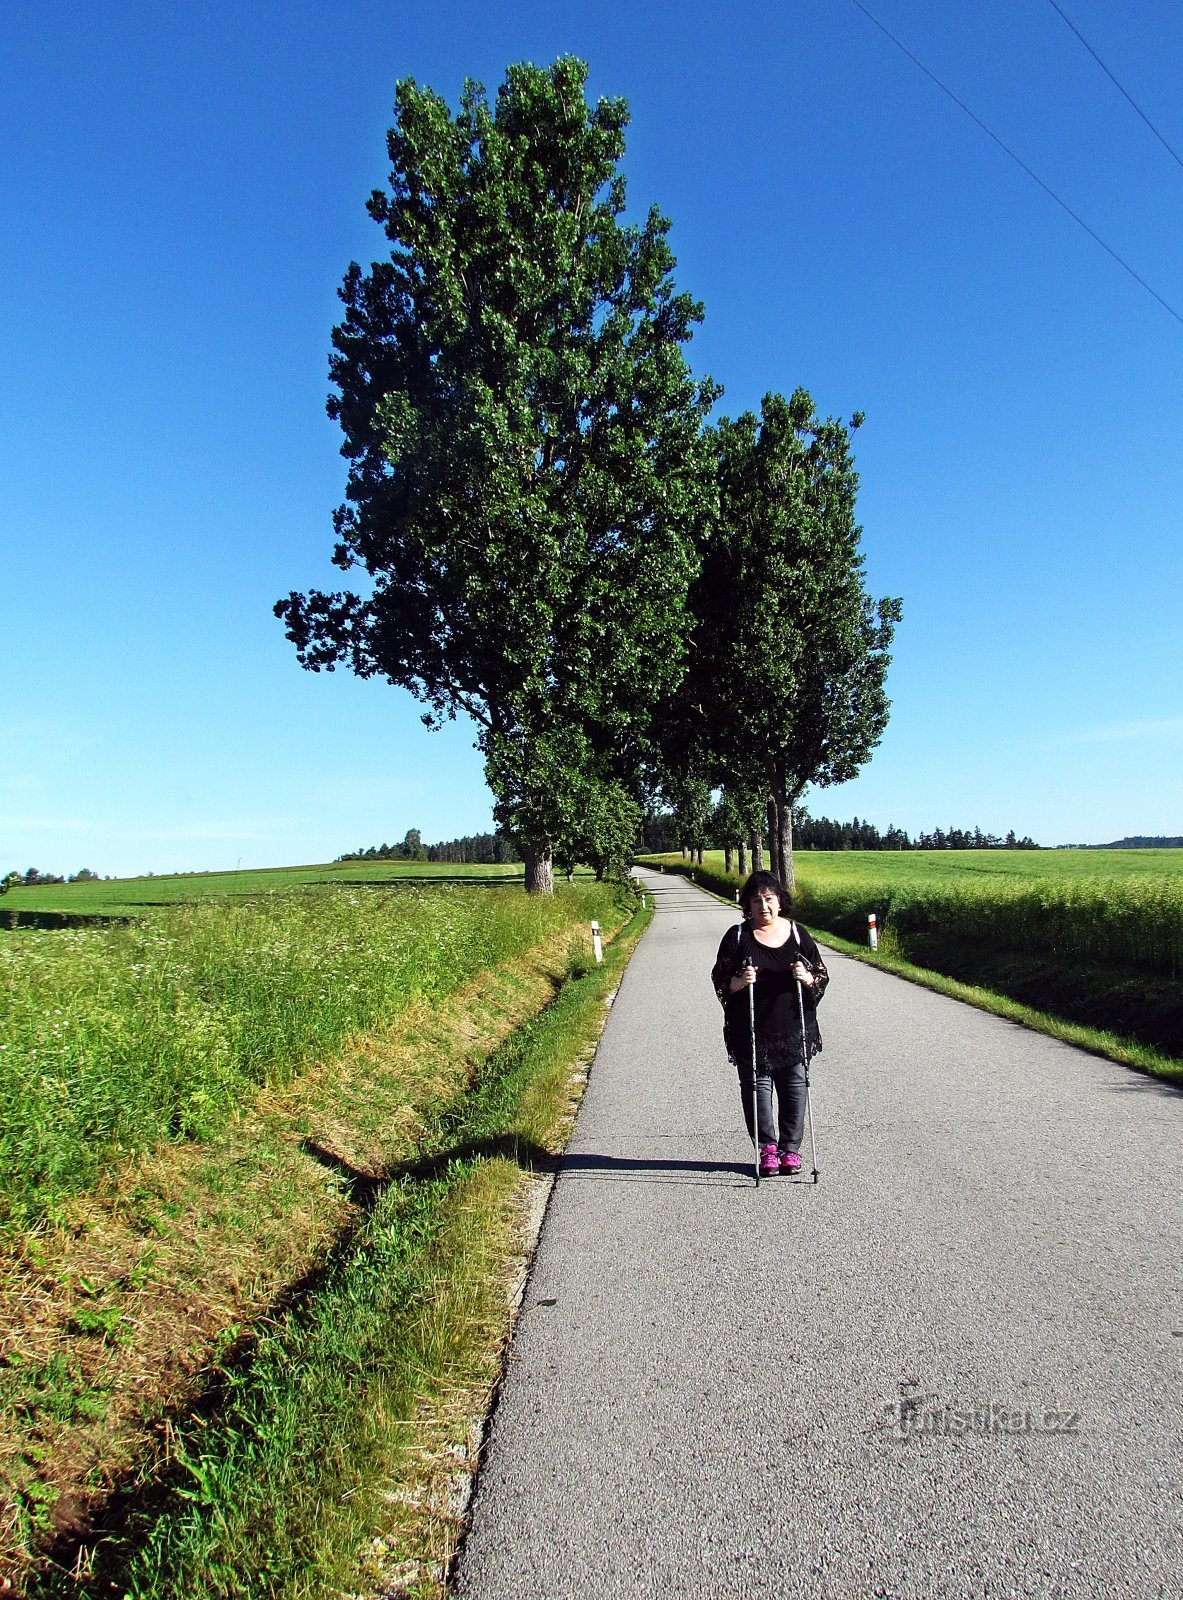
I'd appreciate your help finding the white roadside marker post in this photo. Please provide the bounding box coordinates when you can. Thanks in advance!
[868,912,879,951]
[591,920,603,963]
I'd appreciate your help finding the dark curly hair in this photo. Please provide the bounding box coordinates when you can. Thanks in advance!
[739,869,793,918]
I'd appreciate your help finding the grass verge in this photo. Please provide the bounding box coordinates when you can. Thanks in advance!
[22,892,650,1599]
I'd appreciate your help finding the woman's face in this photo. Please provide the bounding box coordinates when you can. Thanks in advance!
[749,887,781,927]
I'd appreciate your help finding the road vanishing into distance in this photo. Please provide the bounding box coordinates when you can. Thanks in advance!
[454,870,1182,1599]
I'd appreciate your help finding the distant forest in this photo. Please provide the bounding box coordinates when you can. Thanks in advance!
[640,812,1039,853]
[1059,836,1183,850]
[338,829,516,865]
[340,823,1183,866]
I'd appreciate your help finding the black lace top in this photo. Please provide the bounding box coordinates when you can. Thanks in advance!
[711,920,830,1064]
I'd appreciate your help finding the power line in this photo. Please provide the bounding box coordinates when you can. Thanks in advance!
[846,0,1183,328]
[1045,0,1183,175]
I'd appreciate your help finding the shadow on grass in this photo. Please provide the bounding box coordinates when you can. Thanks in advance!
[30,1125,558,1597]
[35,1106,743,1594]
[0,909,131,931]
[30,900,649,1595]
[896,937,1183,1065]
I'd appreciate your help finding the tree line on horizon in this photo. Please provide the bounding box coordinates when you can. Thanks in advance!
[1,867,100,893]
[276,57,899,892]
[337,828,515,865]
[641,811,1039,856]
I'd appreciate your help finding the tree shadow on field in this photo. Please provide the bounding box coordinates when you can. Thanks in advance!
[328,872,524,887]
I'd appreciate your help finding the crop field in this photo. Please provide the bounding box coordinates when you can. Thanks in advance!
[793,849,1183,977]
[645,849,1183,1068]
[0,857,526,921]
[0,880,603,1233]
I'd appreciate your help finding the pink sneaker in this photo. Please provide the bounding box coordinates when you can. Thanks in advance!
[760,1143,780,1177]
[779,1148,802,1176]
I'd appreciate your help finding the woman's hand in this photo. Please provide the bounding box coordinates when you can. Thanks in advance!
[729,961,757,994]
[791,960,814,987]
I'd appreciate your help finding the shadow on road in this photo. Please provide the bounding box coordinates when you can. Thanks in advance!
[558,1151,756,1187]
[1097,1071,1183,1099]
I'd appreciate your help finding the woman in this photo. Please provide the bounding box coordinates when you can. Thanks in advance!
[711,869,829,1176]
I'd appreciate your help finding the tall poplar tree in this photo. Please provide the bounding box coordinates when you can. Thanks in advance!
[683,389,902,890]
[276,58,716,891]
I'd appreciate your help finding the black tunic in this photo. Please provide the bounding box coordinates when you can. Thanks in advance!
[711,920,829,1068]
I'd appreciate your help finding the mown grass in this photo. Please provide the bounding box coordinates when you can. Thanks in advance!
[0,883,599,1233]
[29,891,649,1600]
[643,850,1183,1076]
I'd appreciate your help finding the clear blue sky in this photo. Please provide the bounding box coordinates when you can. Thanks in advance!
[4,0,1181,876]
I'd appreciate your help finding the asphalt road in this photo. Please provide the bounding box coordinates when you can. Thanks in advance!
[453,870,1182,1599]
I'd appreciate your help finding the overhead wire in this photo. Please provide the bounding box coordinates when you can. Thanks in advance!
[845,0,1183,328]
[1044,0,1183,175]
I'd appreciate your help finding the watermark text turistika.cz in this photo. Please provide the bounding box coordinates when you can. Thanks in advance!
[881,1391,1081,1442]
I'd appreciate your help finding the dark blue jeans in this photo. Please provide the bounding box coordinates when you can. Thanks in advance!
[737,1056,806,1151]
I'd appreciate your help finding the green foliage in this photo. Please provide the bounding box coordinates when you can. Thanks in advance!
[7,868,66,888]
[791,813,1039,850]
[662,771,712,856]
[0,1351,110,1427]
[549,772,642,882]
[0,883,618,1231]
[667,390,901,886]
[276,57,717,890]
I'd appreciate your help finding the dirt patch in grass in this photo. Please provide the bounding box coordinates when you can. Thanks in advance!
[0,945,566,1591]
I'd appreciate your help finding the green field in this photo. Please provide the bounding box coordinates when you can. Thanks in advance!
[1,870,644,1595]
[0,876,610,1232]
[644,848,1183,1069]
[0,858,526,921]
[795,848,1183,974]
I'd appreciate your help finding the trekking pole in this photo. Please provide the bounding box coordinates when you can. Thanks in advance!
[797,977,819,1184]
[748,963,760,1188]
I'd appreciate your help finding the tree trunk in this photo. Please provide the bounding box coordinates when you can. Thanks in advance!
[766,795,783,887]
[750,831,764,873]
[781,800,796,894]
[724,844,734,875]
[524,842,555,894]
[738,840,749,878]
[696,846,704,865]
